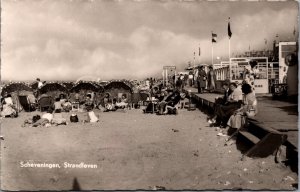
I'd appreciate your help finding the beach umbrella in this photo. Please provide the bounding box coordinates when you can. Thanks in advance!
[1,82,33,96]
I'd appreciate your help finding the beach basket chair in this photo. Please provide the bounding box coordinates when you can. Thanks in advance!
[18,95,36,112]
[139,92,149,106]
[38,96,53,112]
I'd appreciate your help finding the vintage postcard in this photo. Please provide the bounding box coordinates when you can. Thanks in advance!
[0,0,298,191]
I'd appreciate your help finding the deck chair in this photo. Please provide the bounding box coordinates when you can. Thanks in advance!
[38,96,53,112]
[18,95,36,112]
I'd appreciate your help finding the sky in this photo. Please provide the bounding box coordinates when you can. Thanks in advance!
[1,0,299,81]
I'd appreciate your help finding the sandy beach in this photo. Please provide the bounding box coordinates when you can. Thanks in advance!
[0,108,297,191]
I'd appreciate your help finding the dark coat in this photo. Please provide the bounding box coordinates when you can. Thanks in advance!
[197,69,207,88]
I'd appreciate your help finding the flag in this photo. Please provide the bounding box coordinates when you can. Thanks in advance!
[212,33,217,43]
[228,20,232,39]
[199,47,201,56]
[264,39,267,45]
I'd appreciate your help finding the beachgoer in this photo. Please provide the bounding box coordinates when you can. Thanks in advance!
[32,108,53,127]
[197,66,207,93]
[208,82,243,127]
[207,66,217,93]
[54,98,62,113]
[1,94,17,118]
[243,60,258,94]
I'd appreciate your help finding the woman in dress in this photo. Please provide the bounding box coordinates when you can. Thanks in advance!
[207,66,217,93]
[1,94,17,118]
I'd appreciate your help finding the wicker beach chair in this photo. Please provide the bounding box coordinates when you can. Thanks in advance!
[38,96,53,112]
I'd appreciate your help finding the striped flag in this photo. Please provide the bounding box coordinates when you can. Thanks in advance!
[228,18,232,39]
[212,33,217,43]
[199,46,201,56]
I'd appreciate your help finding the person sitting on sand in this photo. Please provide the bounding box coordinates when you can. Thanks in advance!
[59,94,72,112]
[54,97,62,113]
[116,94,128,109]
[1,94,17,118]
[164,90,182,115]
[156,90,181,115]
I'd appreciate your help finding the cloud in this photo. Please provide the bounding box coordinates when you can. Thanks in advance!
[1,1,298,81]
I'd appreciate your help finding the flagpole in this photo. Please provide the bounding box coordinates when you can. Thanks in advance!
[229,38,230,81]
[229,38,231,62]
[212,41,214,66]
[228,17,232,82]
[199,43,201,65]
[193,51,195,80]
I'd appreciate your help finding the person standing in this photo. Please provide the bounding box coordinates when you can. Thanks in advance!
[188,71,194,86]
[36,78,44,98]
[207,66,217,93]
[197,66,207,93]
[243,60,258,94]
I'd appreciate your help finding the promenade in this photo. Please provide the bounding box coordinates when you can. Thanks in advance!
[184,86,298,160]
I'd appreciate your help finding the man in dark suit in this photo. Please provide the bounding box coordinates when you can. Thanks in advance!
[217,81,232,105]
[208,81,232,124]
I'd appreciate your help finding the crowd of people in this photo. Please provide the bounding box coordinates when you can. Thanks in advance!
[1,61,259,132]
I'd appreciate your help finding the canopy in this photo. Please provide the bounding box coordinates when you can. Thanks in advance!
[103,80,133,93]
[40,82,68,94]
[62,82,75,91]
[70,81,103,93]
[1,82,33,96]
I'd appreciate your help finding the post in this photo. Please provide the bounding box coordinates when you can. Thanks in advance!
[193,51,195,77]
[229,58,231,82]
[229,38,231,63]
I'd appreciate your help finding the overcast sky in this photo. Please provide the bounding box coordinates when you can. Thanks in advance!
[1,0,298,81]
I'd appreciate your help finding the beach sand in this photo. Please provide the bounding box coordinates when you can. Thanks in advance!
[0,108,297,190]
